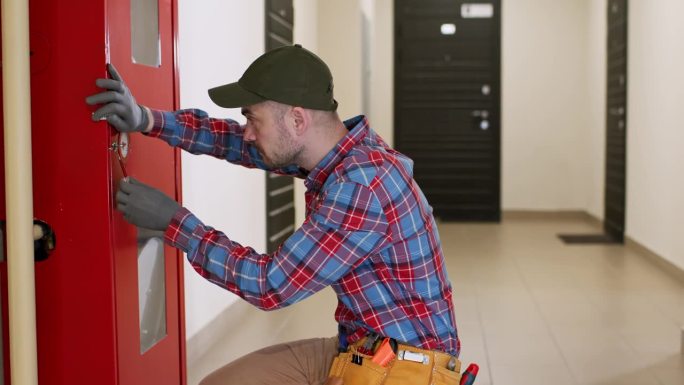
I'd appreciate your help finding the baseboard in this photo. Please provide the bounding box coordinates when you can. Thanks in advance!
[502,210,600,226]
[625,237,684,285]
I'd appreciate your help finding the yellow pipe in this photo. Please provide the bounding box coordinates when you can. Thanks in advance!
[1,0,38,382]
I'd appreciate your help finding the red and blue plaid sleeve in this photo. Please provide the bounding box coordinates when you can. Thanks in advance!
[164,181,390,310]
[147,108,304,177]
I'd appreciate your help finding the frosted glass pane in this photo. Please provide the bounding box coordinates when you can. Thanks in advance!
[131,0,161,67]
[137,232,166,353]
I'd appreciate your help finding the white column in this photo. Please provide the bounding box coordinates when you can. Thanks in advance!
[1,0,38,383]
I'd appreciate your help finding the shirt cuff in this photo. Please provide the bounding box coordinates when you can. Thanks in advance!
[164,207,205,254]
[145,108,167,138]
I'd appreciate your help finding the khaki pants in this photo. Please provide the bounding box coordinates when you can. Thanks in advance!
[199,337,340,385]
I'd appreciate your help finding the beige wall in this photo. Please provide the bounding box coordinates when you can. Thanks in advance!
[178,1,272,382]
[317,0,363,120]
[177,1,684,382]
[179,2,327,383]
[361,0,600,211]
[369,0,395,144]
[293,0,319,227]
[626,0,684,270]
[501,0,595,210]
[586,0,607,220]
[500,0,684,271]
[298,0,395,227]
[314,0,394,142]
[319,0,601,212]
[178,0,266,342]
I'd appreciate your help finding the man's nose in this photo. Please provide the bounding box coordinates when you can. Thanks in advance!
[243,125,256,142]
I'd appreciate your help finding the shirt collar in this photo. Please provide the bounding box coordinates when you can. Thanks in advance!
[304,115,369,192]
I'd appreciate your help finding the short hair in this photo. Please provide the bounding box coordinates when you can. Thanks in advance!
[266,100,339,127]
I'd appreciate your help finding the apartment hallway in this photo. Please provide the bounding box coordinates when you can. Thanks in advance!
[188,215,684,385]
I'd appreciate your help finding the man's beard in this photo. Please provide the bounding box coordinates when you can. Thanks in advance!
[261,122,302,168]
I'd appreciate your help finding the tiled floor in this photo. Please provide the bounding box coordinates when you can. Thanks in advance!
[445,215,684,385]
[188,215,684,385]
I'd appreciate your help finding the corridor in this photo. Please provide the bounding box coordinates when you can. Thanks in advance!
[190,214,684,385]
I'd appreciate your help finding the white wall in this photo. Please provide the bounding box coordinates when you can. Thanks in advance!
[370,0,394,145]
[293,0,395,224]
[317,0,603,212]
[366,0,597,210]
[295,0,366,227]
[294,0,319,50]
[501,0,594,210]
[315,0,393,145]
[340,1,606,211]
[179,2,333,383]
[176,1,684,382]
[626,0,684,271]
[317,0,363,120]
[500,0,684,271]
[178,0,266,345]
[586,0,607,220]
[293,0,319,227]
[315,2,684,274]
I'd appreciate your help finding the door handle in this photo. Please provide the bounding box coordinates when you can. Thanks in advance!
[472,110,490,130]
[471,110,489,118]
[481,84,491,95]
[0,219,56,262]
[609,107,625,116]
[33,220,56,261]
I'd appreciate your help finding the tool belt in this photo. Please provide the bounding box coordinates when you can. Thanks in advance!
[327,336,462,385]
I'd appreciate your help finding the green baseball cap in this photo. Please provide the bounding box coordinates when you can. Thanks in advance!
[208,44,338,111]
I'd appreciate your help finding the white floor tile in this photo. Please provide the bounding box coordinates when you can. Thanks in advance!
[489,364,576,385]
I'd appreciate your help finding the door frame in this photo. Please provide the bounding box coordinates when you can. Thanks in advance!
[603,0,628,242]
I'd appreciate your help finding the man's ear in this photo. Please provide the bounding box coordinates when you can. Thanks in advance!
[291,106,310,136]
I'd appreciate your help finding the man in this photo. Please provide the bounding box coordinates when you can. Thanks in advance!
[87,44,461,385]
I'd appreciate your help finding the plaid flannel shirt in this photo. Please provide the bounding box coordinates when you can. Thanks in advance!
[148,109,460,356]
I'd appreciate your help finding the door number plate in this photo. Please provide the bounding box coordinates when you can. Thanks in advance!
[461,3,494,18]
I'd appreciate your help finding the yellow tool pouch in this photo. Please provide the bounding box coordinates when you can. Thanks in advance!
[327,342,462,385]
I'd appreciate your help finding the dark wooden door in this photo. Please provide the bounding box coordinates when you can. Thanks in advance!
[604,0,628,241]
[394,0,501,221]
[265,0,296,252]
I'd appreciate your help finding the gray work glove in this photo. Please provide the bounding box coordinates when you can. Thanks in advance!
[116,177,181,231]
[86,63,149,133]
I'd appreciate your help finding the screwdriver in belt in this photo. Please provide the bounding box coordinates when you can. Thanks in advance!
[459,363,479,385]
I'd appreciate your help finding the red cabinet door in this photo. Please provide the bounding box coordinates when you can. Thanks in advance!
[0,0,184,383]
[107,0,184,384]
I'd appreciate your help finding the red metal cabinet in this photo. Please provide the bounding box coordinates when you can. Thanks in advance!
[0,0,185,384]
